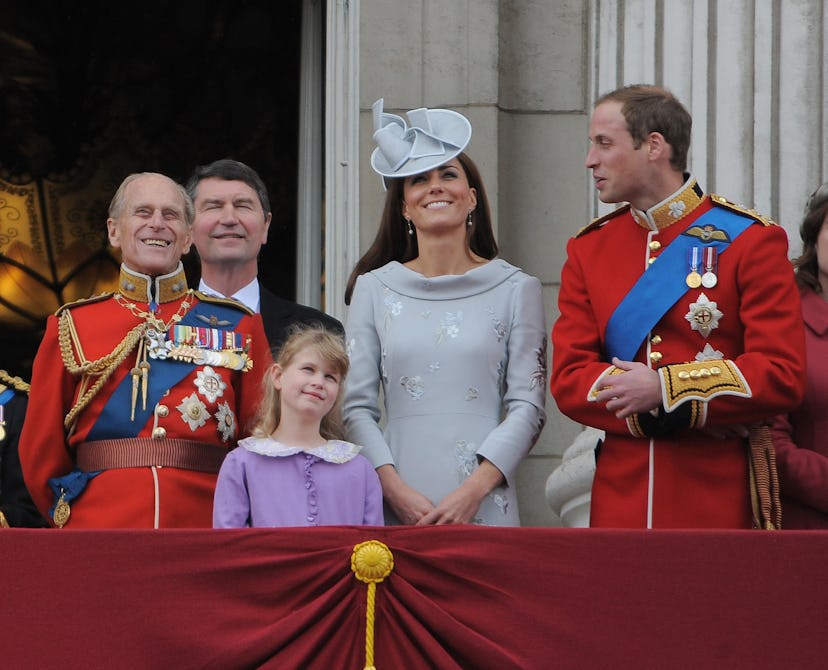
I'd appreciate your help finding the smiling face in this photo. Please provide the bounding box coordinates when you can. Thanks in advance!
[401,159,477,235]
[190,177,271,272]
[107,174,192,277]
[272,346,342,424]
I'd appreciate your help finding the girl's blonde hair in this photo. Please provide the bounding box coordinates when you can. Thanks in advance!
[251,326,350,440]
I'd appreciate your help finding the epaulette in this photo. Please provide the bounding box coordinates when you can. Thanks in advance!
[575,204,631,237]
[710,194,776,226]
[193,291,255,316]
[55,292,114,316]
[0,370,30,394]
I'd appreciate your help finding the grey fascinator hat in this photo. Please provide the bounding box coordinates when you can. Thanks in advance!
[370,98,472,180]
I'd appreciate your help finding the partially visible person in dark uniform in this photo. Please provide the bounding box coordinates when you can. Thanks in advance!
[186,159,343,353]
[0,371,48,527]
[20,172,271,528]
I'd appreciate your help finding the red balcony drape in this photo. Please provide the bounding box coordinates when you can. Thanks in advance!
[3,526,826,669]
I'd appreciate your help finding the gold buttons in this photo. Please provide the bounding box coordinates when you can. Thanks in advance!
[647,257,657,265]
[678,371,691,380]
[650,335,662,345]
[156,404,169,417]
[649,351,663,363]
[152,426,167,439]
[649,240,662,251]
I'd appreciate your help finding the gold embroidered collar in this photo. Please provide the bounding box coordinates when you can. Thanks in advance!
[631,176,704,231]
[118,263,189,304]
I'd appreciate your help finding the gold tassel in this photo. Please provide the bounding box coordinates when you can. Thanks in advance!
[130,366,141,421]
[351,540,394,670]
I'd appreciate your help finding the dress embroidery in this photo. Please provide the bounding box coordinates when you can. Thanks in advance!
[491,490,509,515]
[400,375,424,400]
[487,307,507,342]
[436,311,463,344]
[383,290,403,332]
[529,337,548,391]
[455,440,477,478]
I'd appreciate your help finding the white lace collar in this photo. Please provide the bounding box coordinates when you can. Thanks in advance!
[238,436,363,464]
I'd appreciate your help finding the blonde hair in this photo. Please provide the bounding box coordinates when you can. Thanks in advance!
[251,326,349,440]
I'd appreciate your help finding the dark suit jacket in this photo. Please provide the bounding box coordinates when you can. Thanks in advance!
[1,393,48,527]
[259,286,344,354]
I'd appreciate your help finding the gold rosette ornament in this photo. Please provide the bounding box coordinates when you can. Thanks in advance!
[351,540,394,670]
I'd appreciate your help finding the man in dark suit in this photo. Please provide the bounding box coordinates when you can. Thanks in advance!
[0,371,48,527]
[186,159,342,352]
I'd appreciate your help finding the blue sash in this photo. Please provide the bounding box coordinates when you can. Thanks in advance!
[603,207,754,362]
[86,300,247,440]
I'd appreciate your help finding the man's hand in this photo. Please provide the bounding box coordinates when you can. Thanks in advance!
[593,357,662,419]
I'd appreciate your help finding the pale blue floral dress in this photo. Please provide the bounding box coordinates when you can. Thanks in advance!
[343,259,547,525]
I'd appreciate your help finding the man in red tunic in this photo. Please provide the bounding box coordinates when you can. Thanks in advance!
[551,85,806,528]
[20,172,271,528]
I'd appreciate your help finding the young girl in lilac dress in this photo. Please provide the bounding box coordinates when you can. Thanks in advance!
[213,328,383,527]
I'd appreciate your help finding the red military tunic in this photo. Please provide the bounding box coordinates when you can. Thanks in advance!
[551,177,806,528]
[20,264,271,528]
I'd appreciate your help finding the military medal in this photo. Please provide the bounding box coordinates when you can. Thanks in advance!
[686,247,702,288]
[701,246,718,288]
[685,292,723,338]
[53,491,71,528]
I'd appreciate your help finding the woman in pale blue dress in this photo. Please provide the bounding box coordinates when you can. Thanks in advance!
[343,99,547,526]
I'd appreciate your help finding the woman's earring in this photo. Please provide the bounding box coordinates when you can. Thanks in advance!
[467,210,473,228]
[406,218,415,236]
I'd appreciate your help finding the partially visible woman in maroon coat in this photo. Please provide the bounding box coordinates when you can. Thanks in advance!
[769,183,828,528]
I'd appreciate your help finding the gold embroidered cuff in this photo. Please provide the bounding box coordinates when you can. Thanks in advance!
[659,359,751,411]
[627,413,645,438]
[626,400,705,438]
[587,365,625,401]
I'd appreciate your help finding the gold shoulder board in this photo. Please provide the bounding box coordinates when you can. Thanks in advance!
[193,291,255,316]
[710,194,776,226]
[576,204,632,237]
[55,292,114,316]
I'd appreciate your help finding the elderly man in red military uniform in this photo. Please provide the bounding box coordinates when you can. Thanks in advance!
[20,172,271,528]
[551,85,806,529]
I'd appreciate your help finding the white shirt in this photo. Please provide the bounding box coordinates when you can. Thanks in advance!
[199,277,261,313]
